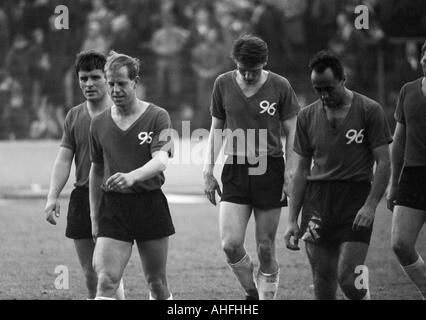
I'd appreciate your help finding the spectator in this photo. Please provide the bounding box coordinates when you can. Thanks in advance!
[0,4,10,69]
[191,28,229,128]
[87,0,114,37]
[0,69,28,139]
[81,21,110,55]
[150,13,189,105]
[250,0,288,75]
[329,10,367,91]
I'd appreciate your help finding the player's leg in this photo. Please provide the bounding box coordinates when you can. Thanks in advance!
[220,201,257,298]
[74,239,97,299]
[337,242,370,300]
[253,207,281,300]
[391,205,426,298]
[136,237,172,300]
[305,242,339,299]
[93,237,132,299]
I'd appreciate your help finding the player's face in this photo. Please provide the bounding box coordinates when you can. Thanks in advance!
[78,69,107,102]
[311,68,345,109]
[106,66,137,107]
[236,62,264,85]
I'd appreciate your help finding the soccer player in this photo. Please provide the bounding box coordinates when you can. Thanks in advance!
[203,35,300,300]
[89,51,175,300]
[44,50,124,300]
[388,41,426,299]
[284,51,392,300]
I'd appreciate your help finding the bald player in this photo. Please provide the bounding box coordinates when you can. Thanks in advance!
[284,51,392,300]
[44,50,124,299]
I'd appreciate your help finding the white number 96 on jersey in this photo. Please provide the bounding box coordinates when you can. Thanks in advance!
[345,129,365,144]
[259,100,277,116]
[138,131,153,145]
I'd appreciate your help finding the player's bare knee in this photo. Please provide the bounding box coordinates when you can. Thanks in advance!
[146,274,167,292]
[222,240,243,259]
[391,237,413,258]
[338,273,366,300]
[97,271,120,290]
[257,240,274,265]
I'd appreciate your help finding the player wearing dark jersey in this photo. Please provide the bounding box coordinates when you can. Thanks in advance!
[90,51,174,300]
[388,41,426,299]
[284,51,392,300]
[44,50,124,299]
[203,35,300,300]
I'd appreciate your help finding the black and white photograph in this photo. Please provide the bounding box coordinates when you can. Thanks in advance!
[0,0,425,309]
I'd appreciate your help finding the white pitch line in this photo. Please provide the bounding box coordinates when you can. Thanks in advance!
[165,194,207,204]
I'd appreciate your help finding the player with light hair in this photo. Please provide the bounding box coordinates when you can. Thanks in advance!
[89,51,175,300]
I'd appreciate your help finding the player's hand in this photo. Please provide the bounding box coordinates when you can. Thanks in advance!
[106,172,135,192]
[203,173,222,206]
[45,197,60,225]
[386,185,398,212]
[284,221,300,250]
[352,205,375,231]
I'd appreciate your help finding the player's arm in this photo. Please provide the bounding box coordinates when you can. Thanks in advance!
[45,147,74,225]
[203,116,225,205]
[387,122,406,210]
[281,115,297,199]
[353,144,391,230]
[105,150,170,192]
[89,162,103,240]
[284,152,311,250]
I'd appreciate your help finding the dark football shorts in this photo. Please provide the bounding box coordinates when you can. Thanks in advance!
[395,166,426,211]
[301,180,372,246]
[220,156,287,210]
[97,189,175,243]
[66,187,92,239]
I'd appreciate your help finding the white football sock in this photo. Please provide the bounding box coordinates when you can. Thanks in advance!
[228,253,258,297]
[256,269,280,300]
[94,296,116,300]
[115,278,125,300]
[402,255,426,299]
[149,292,173,300]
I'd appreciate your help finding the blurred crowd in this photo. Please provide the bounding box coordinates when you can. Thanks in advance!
[0,0,425,139]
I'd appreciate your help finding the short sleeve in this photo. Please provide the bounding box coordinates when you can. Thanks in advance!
[293,111,312,157]
[210,77,226,120]
[366,104,393,149]
[394,85,406,124]
[151,109,174,158]
[279,80,301,121]
[89,121,103,164]
[60,109,76,151]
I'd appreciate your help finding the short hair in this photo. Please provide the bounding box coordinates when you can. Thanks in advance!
[104,51,140,80]
[309,50,345,81]
[231,34,268,68]
[74,50,107,76]
[422,41,426,58]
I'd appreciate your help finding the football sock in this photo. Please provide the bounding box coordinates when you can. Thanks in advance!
[149,292,173,300]
[115,278,125,300]
[402,255,426,299]
[228,253,258,298]
[256,269,280,300]
[94,296,116,300]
